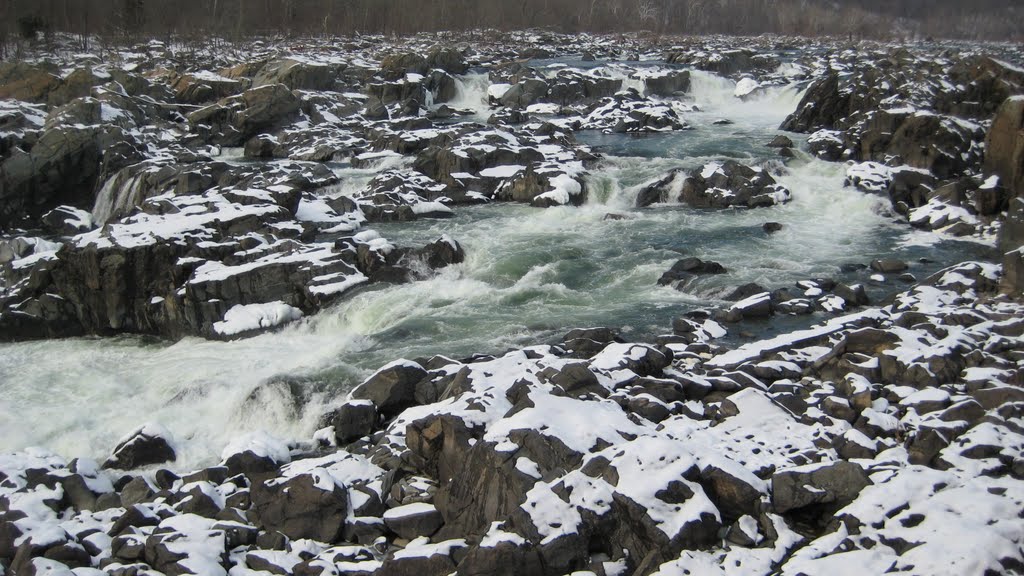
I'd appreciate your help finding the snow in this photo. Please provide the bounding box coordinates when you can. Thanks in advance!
[383,502,437,520]
[220,430,291,464]
[391,537,466,560]
[487,83,512,99]
[212,301,303,336]
[479,165,526,178]
[701,162,723,179]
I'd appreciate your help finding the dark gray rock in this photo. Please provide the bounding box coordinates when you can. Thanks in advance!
[657,257,727,289]
[250,472,348,543]
[103,426,176,470]
[319,401,378,445]
[350,361,430,418]
[383,503,445,539]
[771,461,871,514]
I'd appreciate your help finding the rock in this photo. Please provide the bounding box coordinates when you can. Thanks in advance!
[187,84,301,147]
[767,135,794,148]
[383,503,445,539]
[833,429,879,460]
[109,505,161,537]
[644,70,691,97]
[561,326,622,358]
[719,292,773,323]
[886,113,982,178]
[119,476,157,507]
[590,342,671,377]
[103,424,176,470]
[253,58,341,91]
[725,283,768,301]
[771,460,871,514]
[0,62,62,102]
[1000,198,1024,296]
[763,222,783,233]
[678,160,792,209]
[0,125,108,228]
[41,205,94,235]
[822,396,857,422]
[499,79,550,109]
[350,360,429,418]
[427,46,469,75]
[984,96,1024,198]
[417,236,466,268]
[806,129,846,160]
[458,539,544,575]
[319,401,378,445]
[378,542,459,576]
[657,257,727,289]
[870,259,908,273]
[780,73,847,132]
[833,283,870,306]
[381,52,430,78]
[541,362,601,396]
[250,471,348,542]
[887,167,939,211]
[699,465,764,522]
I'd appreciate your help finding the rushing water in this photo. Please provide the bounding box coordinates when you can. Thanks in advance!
[0,66,992,469]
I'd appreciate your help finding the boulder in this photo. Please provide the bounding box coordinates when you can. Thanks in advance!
[103,424,176,470]
[319,401,378,445]
[780,74,848,132]
[427,46,469,75]
[253,58,341,91]
[383,503,445,539]
[0,125,109,228]
[657,257,727,289]
[644,70,691,97]
[985,96,1024,198]
[0,62,62,102]
[499,79,550,109]
[771,461,871,514]
[250,471,348,542]
[187,84,301,147]
[767,135,794,148]
[350,360,429,418]
[381,52,430,78]
[885,113,982,179]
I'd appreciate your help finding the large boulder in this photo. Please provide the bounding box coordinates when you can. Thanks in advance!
[780,73,849,132]
[644,70,690,97]
[250,471,348,542]
[884,113,983,179]
[0,62,62,102]
[771,461,871,514]
[427,46,469,75]
[1001,198,1024,296]
[350,360,430,418]
[187,84,301,147]
[0,124,120,228]
[253,58,342,91]
[102,423,177,470]
[985,96,1024,198]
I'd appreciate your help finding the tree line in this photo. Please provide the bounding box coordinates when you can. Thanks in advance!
[1,0,1020,55]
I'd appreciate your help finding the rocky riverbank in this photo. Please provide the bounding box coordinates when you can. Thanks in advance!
[2,260,1023,575]
[2,29,1024,576]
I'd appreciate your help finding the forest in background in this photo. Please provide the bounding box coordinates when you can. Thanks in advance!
[0,0,1020,57]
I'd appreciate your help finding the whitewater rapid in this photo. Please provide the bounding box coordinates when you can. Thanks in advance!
[0,68,988,469]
